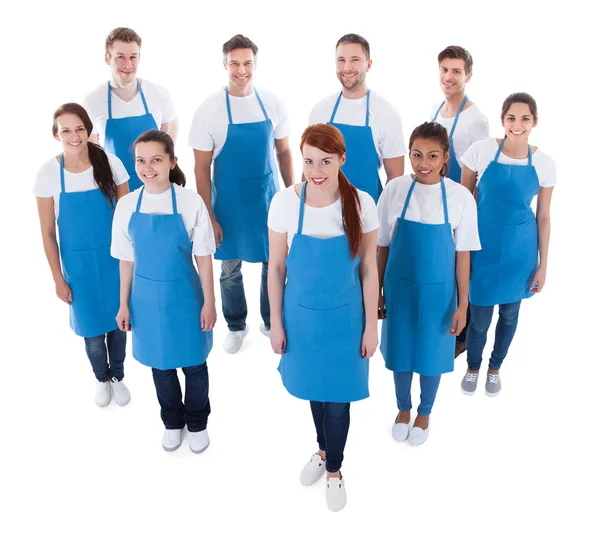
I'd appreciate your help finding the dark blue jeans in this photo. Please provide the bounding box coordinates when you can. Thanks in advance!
[84,328,127,382]
[220,259,270,331]
[151,362,210,432]
[466,301,522,371]
[310,401,351,473]
[393,372,441,416]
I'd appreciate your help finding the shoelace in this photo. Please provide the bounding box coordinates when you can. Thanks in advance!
[487,374,499,384]
[465,373,478,382]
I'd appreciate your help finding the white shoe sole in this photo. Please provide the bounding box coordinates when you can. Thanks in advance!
[485,389,500,397]
[190,439,210,454]
[461,387,477,396]
[163,443,182,452]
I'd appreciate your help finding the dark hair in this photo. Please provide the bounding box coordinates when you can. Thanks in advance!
[438,45,473,75]
[222,34,258,57]
[105,27,142,54]
[133,130,186,187]
[336,33,370,61]
[300,124,362,259]
[501,92,538,122]
[409,122,451,178]
[52,103,117,205]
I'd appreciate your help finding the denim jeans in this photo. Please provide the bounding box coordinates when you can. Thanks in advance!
[393,372,441,416]
[151,362,211,432]
[466,301,522,371]
[220,260,270,331]
[84,328,127,382]
[310,401,351,473]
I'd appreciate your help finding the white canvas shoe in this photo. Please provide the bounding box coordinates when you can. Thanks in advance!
[189,430,210,454]
[408,421,430,446]
[162,428,183,451]
[300,454,326,486]
[223,328,249,354]
[110,378,131,406]
[95,381,111,407]
[392,421,410,442]
[326,476,347,512]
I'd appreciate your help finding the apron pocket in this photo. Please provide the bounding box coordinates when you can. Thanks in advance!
[295,303,357,353]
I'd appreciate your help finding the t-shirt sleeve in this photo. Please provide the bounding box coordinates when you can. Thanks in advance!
[460,141,481,172]
[538,154,558,188]
[159,86,177,124]
[108,154,130,186]
[308,102,321,126]
[360,194,379,233]
[33,165,52,197]
[469,115,490,145]
[380,105,407,159]
[267,191,288,233]
[454,190,481,251]
[188,104,216,152]
[376,185,393,247]
[82,93,99,136]
[273,97,291,140]
[110,197,135,261]
[192,197,216,256]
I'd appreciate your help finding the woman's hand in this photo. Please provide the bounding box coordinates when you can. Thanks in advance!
[449,306,467,336]
[378,292,386,319]
[530,266,547,293]
[361,327,379,358]
[270,322,287,354]
[116,305,131,332]
[201,302,217,331]
[55,278,72,304]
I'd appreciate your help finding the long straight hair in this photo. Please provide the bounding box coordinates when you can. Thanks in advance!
[133,130,186,186]
[52,103,117,205]
[300,124,362,259]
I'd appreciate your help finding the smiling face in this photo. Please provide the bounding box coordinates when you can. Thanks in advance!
[224,48,255,92]
[105,40,140,85]
[409,137,449,182]
[302,144,345,192]
[336,42,371,91]
[502,102,537,142]
[134,141,176,188]
[54,113,89,155]
[439,58,471,98]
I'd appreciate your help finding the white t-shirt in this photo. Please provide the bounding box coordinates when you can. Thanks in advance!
[309,90,407,163]
[377,175,481,252]
[267,185,379,249]
[34,153,129,218]
[83,79,177,141]
[111,185,215,261]
[430,103,490,163]
[188,87,291,159]
[461,137,558,188]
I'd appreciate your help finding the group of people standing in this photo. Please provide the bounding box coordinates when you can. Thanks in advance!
[34,29,556,512]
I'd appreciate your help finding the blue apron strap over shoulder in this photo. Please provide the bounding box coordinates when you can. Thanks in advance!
[224,88,234,125]
[449,96,468,139]
[297,182,308,235]
[59,154,66,193]
[365,90,371,127]
[400,179,418,220]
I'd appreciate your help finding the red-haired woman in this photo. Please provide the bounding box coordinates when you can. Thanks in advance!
[268,124,379,512]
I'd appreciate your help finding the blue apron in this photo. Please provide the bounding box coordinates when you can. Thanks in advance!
[328,90,382,202]
[381,178,456,376]
[128,184,213,370]
[278,182,368,403]
[470,139,540,306]
[212,88,279,262]
[104,80,158,191]
[57,155,120,337]
[433,95,468,183]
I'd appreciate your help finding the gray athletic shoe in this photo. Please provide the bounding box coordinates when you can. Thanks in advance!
[485,373,502,397]
[461,371,479,395]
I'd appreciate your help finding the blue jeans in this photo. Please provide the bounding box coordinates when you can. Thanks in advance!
[220,260,270,331]
[310,401,350,473]
[151,362,210,432]
[393,372,441,416]
[467,301,522,371]
[84,328,127,382]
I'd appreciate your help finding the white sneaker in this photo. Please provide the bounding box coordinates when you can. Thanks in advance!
[408,421,430,446]
[326,476,347,512]
[95,381,111,407]
[300,454,326,486]
[162,428,183,451]
[110,378,131,406]
[189,429,210,454]
[259,323,270,337]
[392,421,410,442]
[223,327,249,354]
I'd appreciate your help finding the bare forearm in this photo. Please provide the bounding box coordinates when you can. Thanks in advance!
[119,261,134,306]
[268,262,287,326]
[456,251,470,308]
[195,255,216,304]
[195,167,214,220]
[376,246,389,294]
[276,150,294,187]
[359,260,379,331]
[41,232,64,283]
[537,216,551,269]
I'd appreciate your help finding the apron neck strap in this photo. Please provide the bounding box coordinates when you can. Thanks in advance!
[254,89,269,122]
[494,138,532,165]
[108,79,148,119]
[224,88,233,125]
[297,182,308,235]
[134,183,178,214]
[440,178,449,224]
[401,177,449,224]
[400,179,418,220]
[433,101,444,121]
[135,187,145,213]
[137,80,150,114]
[107,82,113,120]
[329,92,343,123]
[527,145,533,166]
[59,154,66,193]
[449,95,468,139]
[365,90,371,127]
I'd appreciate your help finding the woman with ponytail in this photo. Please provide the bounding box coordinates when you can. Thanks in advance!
[112,129,217,454]
[268,124,379,512]
[35,103,131,408]
[377,122,481,446]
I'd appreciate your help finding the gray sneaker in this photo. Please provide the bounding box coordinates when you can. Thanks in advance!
[485,373,502,397]
[461,371,479,395]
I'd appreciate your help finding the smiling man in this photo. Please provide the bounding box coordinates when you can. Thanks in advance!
[83,28,178,191]
[189,34,294,355]
[309,33,406,202]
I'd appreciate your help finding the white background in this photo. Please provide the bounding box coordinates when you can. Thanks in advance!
[1,0,597,535]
